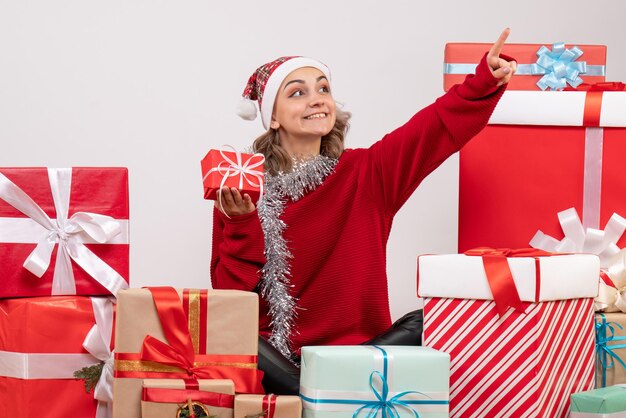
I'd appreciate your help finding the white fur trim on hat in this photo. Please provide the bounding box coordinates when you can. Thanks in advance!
[260,57,331,130]
[236,97,258,120]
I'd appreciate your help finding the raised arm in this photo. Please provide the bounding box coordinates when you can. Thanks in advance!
[365,29,516,215]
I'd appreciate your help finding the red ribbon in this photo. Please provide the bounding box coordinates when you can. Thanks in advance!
[568,82,626,92]
[141,386,235,408]
[464,248,554,317]
[566,82,626,127]
[263,394,277,418]
[114,351,262,389]
[142,287,199,374]
[600,270,616,288]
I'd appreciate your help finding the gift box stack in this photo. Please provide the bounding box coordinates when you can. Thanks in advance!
[112,286,267,418]
[0,155,288,418]
[415,41,626,417]
[0,164,285,418]
[0,167,130,418]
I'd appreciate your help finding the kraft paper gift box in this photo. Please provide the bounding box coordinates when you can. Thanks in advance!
[113,287,264,418]
[235,394,302,418]
[201,147,264,203]
[458,85,626,261]
[0,296,115,418]
[596,313,626,387]
[141,379,235,418]
[417,251,600,418]
[299,345,450,418]
[443,42,606,91]
[0,167,129,298]
[570,385,626,418]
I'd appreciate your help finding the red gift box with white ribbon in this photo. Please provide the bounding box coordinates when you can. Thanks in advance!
[0,167,129,297]
[417,250,599,417]
[459,84,626,259]
[0,296,115,418]
[201,147,265,203]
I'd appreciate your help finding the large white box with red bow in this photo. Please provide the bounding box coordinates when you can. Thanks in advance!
[417,251,600,418]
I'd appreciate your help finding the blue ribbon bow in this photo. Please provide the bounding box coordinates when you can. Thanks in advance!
[531,43,586,90]
[351,346,421,418]
[300,346,448,417]
[595,313,626,387]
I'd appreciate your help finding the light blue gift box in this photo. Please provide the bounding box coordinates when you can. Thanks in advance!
[300,345,450,418]
[570,385,626,418]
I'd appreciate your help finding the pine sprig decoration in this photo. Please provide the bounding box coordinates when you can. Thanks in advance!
[176,401,217,418]
[73,361,104,394]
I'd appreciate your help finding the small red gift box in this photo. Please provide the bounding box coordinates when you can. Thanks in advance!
[444,42,606,91]
[201,147,265,203]
[0,167,129,297]
[458,86,626,262]
[0,296,115,418]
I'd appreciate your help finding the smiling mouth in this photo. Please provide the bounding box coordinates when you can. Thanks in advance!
[304,113,327,120]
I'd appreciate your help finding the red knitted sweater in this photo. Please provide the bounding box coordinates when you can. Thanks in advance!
[211,55,506,355]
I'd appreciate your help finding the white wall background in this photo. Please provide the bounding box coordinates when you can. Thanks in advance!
[1,0,625,320]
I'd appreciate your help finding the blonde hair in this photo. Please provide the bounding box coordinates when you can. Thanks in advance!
[253,108,351,176]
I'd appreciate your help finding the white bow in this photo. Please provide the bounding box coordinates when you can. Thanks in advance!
[82,298,115,418]
[595,249,626,312]
[530,207,626,268]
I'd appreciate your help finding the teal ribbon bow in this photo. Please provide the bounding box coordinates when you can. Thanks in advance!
[352,346,420,418]
[300,346,448,417]
[595,313,626,387]
[531,43,586,90]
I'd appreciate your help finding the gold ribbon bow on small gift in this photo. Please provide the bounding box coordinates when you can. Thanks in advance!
[176,399,216,418]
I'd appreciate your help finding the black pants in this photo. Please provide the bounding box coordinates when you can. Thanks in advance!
[258,309,423,395]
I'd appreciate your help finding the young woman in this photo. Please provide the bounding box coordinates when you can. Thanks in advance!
[211,29,516,393]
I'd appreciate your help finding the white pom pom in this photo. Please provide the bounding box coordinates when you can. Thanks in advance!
[236,98,257,120]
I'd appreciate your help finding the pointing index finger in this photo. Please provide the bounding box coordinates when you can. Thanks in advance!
[488,28,510,59]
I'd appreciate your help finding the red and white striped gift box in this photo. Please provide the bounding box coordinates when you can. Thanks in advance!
[418,252,599,417]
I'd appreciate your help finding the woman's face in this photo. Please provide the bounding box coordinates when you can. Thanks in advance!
[271,67,336,140]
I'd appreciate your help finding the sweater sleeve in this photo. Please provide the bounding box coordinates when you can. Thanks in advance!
[210,206,266,291]
[365,53,509,215]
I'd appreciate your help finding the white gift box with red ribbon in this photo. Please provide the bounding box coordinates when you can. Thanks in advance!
[418,251,599,417]
[418,252,600,303]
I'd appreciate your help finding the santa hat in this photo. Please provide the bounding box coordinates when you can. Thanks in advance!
[236,56,331,130]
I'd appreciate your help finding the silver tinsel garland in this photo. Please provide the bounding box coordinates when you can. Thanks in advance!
[256,155,338,359]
